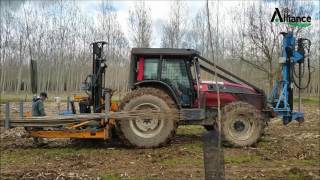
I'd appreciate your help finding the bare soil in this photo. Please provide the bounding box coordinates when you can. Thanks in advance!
[0,103,319,179]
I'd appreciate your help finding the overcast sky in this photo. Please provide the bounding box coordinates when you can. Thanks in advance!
[75,0,319,47]
[6,0,319,48]
[77,1,207,47]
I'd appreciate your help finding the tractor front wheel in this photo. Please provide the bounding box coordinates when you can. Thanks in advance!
[222,102,264,147]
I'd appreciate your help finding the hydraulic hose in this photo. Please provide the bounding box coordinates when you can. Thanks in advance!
[292,38,311,89]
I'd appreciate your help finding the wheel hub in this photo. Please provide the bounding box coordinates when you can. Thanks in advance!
[228,116,253,141]
[135,117,159,132]
[129,103,164,138]
[234,121,245,132]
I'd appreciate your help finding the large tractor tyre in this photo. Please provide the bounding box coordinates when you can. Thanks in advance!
[117,87,178,148]
[221,102,264,147]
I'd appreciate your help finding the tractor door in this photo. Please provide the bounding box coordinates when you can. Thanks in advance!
[161,58,194,107]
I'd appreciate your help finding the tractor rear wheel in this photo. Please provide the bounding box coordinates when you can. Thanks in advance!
[221,102,264,147]
[117,87,178,148]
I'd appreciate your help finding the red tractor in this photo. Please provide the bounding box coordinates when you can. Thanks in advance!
[6,36,307,149]
[117,48,270,148]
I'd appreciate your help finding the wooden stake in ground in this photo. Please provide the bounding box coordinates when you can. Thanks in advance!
[203,0,225,179]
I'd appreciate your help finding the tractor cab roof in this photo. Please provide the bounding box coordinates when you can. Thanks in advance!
[131,48,200,57]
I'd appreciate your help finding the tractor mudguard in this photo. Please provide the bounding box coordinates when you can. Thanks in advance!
[134,80,181,108]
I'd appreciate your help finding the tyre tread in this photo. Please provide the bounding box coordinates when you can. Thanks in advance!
[117,87,177,148]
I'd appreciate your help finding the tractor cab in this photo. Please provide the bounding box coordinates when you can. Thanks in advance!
[129,48,265,110]
[129,48,200,108]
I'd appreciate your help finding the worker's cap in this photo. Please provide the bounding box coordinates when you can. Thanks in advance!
[40,92,48,98]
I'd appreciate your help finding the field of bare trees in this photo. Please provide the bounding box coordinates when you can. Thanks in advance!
[0,0,319,96]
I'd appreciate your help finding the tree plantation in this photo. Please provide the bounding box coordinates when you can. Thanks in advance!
[0,0,319,96]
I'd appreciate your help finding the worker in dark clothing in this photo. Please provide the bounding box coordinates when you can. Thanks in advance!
[32,92,47,116]
[31,92,48,145]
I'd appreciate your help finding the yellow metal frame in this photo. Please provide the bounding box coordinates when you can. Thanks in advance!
[30,127,109,140]
[28,95,119,140]
[73,95,88,102]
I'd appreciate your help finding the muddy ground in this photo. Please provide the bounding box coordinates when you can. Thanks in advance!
[0,102,319,179]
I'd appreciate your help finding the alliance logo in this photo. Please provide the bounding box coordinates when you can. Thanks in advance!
[271,8,311,28]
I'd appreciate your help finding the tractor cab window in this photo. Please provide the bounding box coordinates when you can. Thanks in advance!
[143,58,159,80]
[161,58,192,106]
